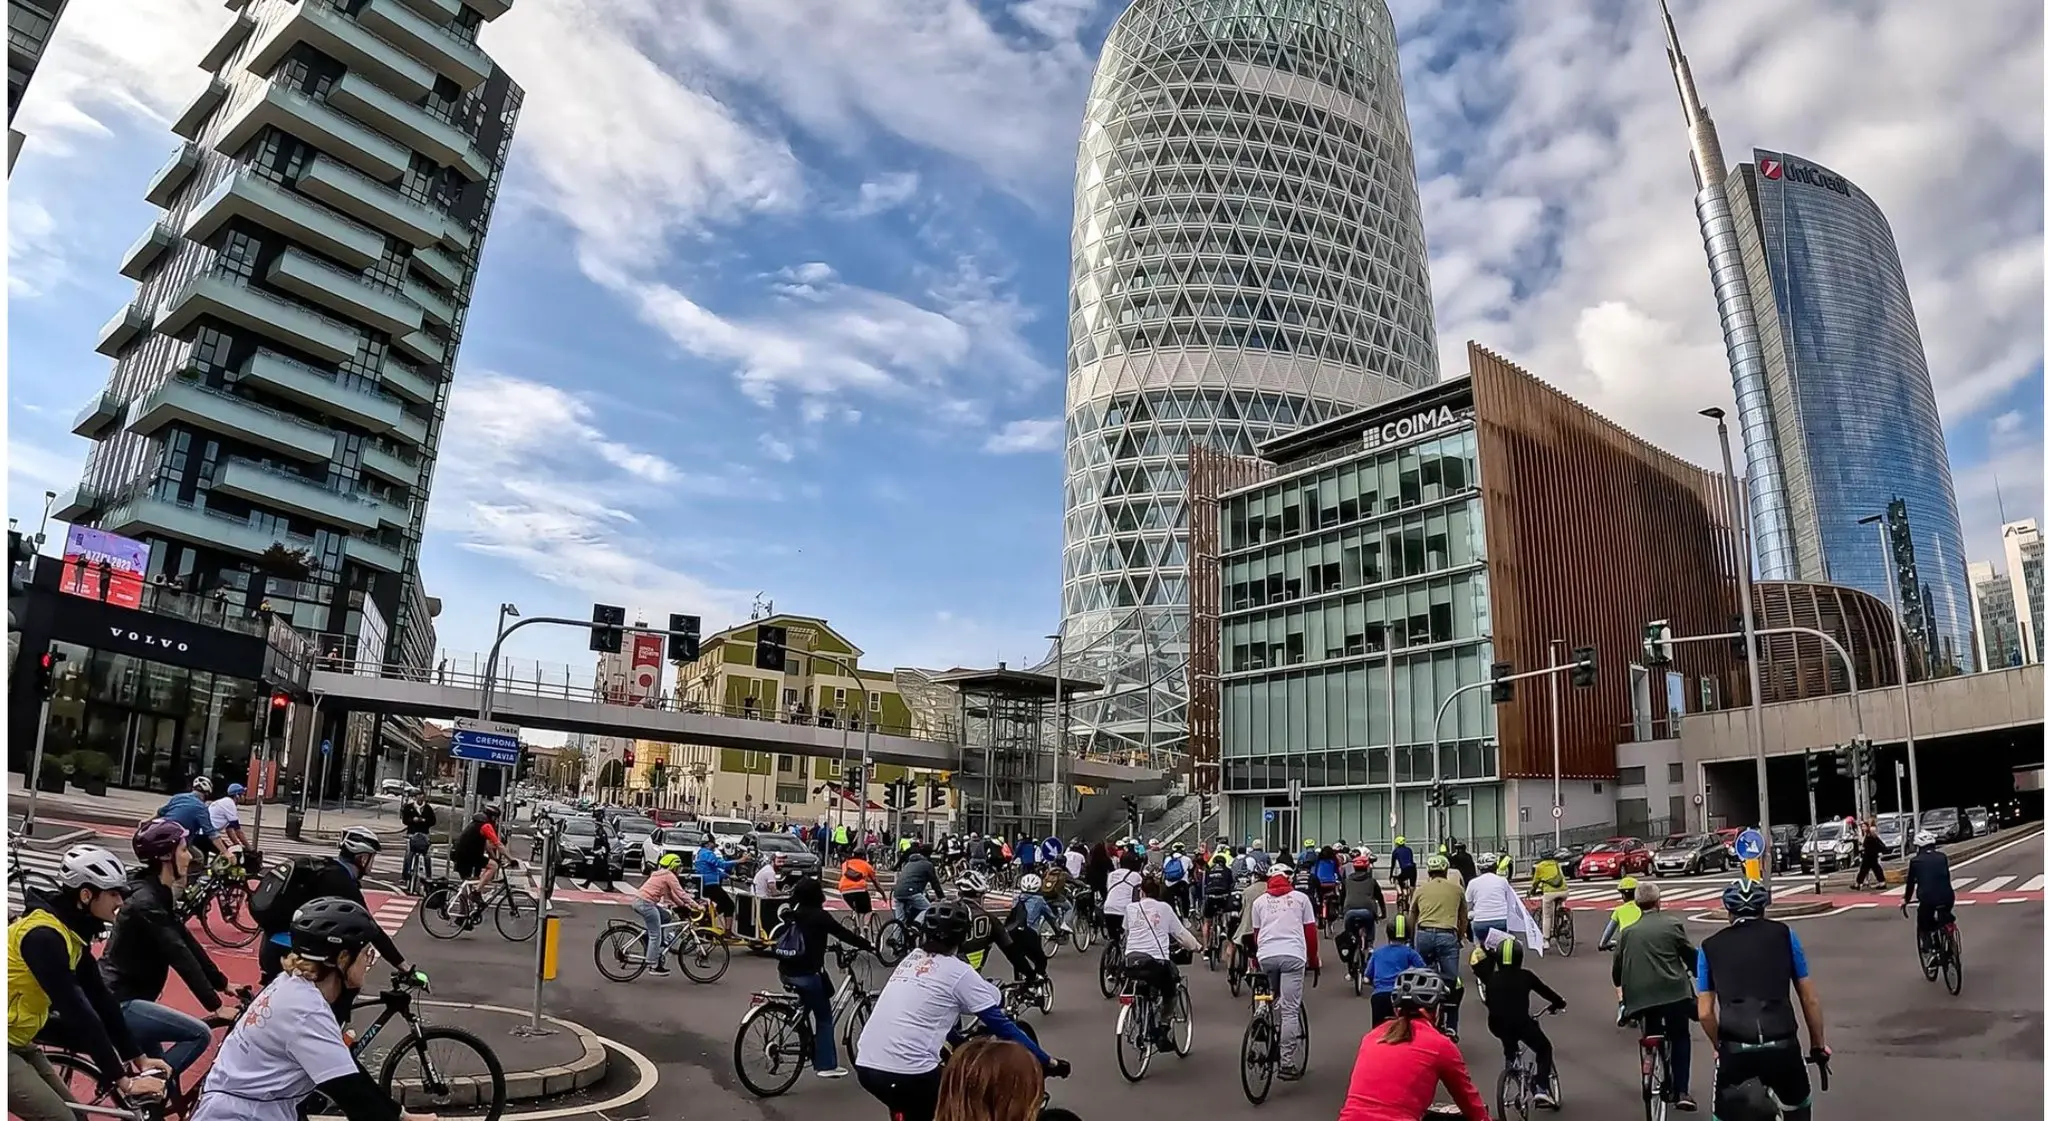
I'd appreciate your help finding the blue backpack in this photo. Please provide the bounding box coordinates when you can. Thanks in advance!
[1163,855,1187,882]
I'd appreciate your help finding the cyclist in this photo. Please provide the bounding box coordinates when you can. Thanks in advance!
[695,840,739,936]
[1448,840,1479,887]
[1012,873,1054,934]
[1389,835,1417,902]
[399,789,436,892]
[1598,876,1643,951]
[447,804,507,920]
[158,777,220,859]
[1698,880,1829,1121]
[1528,851,1568,942]
[840,847,879,934]
[103,819,240,1088]
[1037,859,1077,935]
[190,898,435,1121]
[955,872,1043,982]
[1611,882,1697,1112]
[1121,875,1200,1043]
[633,852,698,976]
[1366,915,1428,1027]
[1246,870,1319,1079]
[853,900,1067,1121]
[255,828,420,1020]
[8,845,165,1121]
[1200,853,1239,953]
[1160,843,1194,916]
[1471,935,1564,1108]
[1899,830,1955,957]
[1339,851,1386,967]
[892,841,942,930]
[1335,968,1490,1121]
[1102,850,1145,949]
[1406,853,1470,1039]
[777,876,874,1081]
[206,783,249,857]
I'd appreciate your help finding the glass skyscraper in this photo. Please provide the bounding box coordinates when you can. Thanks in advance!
[1058,0,1438,766]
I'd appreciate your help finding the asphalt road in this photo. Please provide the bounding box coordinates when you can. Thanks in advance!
[393,830,2041,1120]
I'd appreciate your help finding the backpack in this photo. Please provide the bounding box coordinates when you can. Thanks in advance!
[249,856,322,932]
[771,918,807,962]
[1163,855,1186,882]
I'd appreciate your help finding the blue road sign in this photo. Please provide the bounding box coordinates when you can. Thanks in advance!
[1263,810,1276,822]
[1734,828,1765,862]
[319,738,331,756]
[451,729,520,767]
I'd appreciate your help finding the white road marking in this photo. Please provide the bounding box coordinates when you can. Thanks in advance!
[1882,884,1908,897]
[1949,827,2043,871]
[2000,898,2026,904]
[1973,875,2015,893]
[1956,899,1977,906]
[2020,874,2045,892]
[314,1027,658,1121]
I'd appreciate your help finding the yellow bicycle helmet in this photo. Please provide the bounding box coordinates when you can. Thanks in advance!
[1426,853,1450,873]
[658,852,684,870]
[1618,875,1639,894]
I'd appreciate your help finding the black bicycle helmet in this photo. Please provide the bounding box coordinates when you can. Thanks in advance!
[1392,966,1448,1010]
[1717,1078,1784,1121]
[289,897,379,962]
[920,899,976,951]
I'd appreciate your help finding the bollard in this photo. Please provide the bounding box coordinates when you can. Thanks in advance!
[541,916,561,981]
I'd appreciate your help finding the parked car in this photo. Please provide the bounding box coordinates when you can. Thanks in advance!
[1965,806,1995,839]
[1540,844,1588,879]
[1652,833,1729,877]
[741,831,821,879]
[612,814,660,870]
[642,826,708,872]
[1919,807,1964,844]
[1712,827,1743,859]
[1801,821,1852,873]
[1875,812,1913,857]
[1770,825,1803,873]
[378,779,413,798]
[1577,838,1652,879]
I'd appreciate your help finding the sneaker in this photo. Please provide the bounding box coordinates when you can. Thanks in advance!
[816,1067,850,1079]
[649,965,672,976]
[1531,1090,1555,1108]
[1674,1094,1698,1112]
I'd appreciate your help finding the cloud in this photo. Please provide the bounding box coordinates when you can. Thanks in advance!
[8,0,224,150]
[845,172,921,216]
[7,198,69,298]
[1991,410,2026,441]
[758,434,796,462]
[983,418,1063,454]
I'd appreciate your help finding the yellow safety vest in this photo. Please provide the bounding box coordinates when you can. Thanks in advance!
[1532,861,1568,895]
[8,910,86,1047]
[1612,900,1643,932]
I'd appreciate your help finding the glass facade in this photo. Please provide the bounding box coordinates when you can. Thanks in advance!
[1219,424,1500,849]
[40,640,259,795]
[1729,150,1973,673]
[1058,0,1439,766]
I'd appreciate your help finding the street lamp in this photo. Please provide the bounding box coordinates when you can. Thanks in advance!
[1702,406,1771,886]
[1048,630,1064,841]
[1858,512,1922,823]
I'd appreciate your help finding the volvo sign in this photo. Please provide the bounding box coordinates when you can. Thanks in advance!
[1360,404,1470,452]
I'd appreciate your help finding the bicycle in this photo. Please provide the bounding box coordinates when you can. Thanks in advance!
[1203,905,1240,973]
[1495,1005,1562,1120]
[1239,965,1311,1105]
[1540,894,1575,957]
[1335,919,1373,996]
[1002,973,1056,1020]
[1632,1014,1677,1121]
[419,868,539,942]
[1114,962,1192,1082]
[1033,910,1092,957]
[46,985,255,1119]
[594,904,732,984]
[731,944,881,1097]
[874,898,933,966]
[323,969,507,1120]
[1911,906,1963,995]
[1097,932,1128,1000]
[172,857,261,949]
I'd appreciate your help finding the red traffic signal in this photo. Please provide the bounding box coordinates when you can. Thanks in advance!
[266,692,290,738]
[33,651,65,699]
[623,748,636,767]
[270,693,290,709]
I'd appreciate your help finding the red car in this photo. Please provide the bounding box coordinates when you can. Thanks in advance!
[1577,837,1652,878]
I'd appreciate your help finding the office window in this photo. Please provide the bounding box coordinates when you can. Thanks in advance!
[1668,763,1684,784]
[1617,765,1646,787]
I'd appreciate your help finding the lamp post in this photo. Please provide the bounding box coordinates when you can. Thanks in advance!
[1703,406,1772,887]
[466,603,517,818]
[1859,512,1922,824]
[1048,630,1064,841]
[808,652,872,838]
[1549,638,1564,850]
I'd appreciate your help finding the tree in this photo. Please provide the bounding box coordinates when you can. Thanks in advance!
[258,543,313,582]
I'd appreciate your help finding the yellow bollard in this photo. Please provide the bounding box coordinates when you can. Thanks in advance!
[1742,858,1761,882]
[541,915,561,981]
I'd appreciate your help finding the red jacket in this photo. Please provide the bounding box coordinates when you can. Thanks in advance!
[1336,1018,1491,1121]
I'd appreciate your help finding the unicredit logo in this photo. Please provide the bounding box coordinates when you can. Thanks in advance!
[1768,157,1852,197]
[1759,158,1782,179]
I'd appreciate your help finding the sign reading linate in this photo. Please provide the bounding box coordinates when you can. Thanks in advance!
[1360,404,1471,452]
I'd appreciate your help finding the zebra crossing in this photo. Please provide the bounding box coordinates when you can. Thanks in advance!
[1882,873,2045,897]
[8,844,417,936]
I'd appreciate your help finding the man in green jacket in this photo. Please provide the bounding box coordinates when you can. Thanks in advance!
[1611,883,1698,1112]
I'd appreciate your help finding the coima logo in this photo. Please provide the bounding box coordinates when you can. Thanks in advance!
[1772,158,1851,197]
[108,626,189,653]
[1361,405,1466,451]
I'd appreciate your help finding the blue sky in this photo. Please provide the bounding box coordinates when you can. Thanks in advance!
[7,0,2043,684]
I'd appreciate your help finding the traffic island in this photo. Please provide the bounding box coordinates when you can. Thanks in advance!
[363,1001,608,1109]
[1687,899,1835,923]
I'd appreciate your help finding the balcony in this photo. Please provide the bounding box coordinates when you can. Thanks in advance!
[143,143,201,208]
[52,487,103,523]
[411,243,462,290]
[125,377,339,462]
[241,348,403,432]
[343,534,405,572]
[212,458,389,531]
[378,356,439,404]
[464,0,513,21]
[358,0,490,90]
[296,156,444,247]
[397,0,460,24]
[119,221,178,280]
[215,82,410,184]
[199,10,256,71]
[155,272,361,365]
[390,410,430,447]
[391,328,445,367]
[359,442,420,486]
[438,220,473,252]
[267,248,423,336]
[184,169,386,270]
[401,276,454,326]
[171,76,228,140]
[327,72,489,181]
[102,492,320,560]
[96,302,151,358]
[244,0,434,102]
[72,393,123,439]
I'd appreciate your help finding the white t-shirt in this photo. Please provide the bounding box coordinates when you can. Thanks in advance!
[1464,872,1521,924]
[855,949,1001,1075]
[1064,849,1085,878]
[189,974,357,1121]
[1103,868,1144,916]
[752,863,778,897]
[1122,897,1194,962]
[208,797,242,832]
[1249,888,1316,962]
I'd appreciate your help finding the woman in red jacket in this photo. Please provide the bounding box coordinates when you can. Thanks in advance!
[1336,967,1492,1121]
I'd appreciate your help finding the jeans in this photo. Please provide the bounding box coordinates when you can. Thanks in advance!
[1633,1000,1694,1096]
[893,893,930,927]
[633,898,668,967]
[1260,954,1307,1070]
[1019,894,1053,929]
[121,999,212,1077]
[1414,928,1463,1032]
[786,971,837,1070]
[402,833,431,885]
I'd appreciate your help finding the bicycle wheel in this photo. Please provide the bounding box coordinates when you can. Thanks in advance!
[1551,909,1575,957]
[595,924,652,983]
[1942,930,1963,995]
[201,885,261,948]
[1169,981,1193,1056]
[1037,919,1061,959]
[45,1050,113,1103]
[1098,943,1120,1000]
[1114,998,1153,1082]
[1288,1002,1310,1077]
[418,886,470,940]
[1641,1043,1670,1121]
[1240,1015,1276,1105]
[378,1025,508,1121]
[875,919,909,966]
[734,1003,808,1098]
[1036,974,1056,1014]
[678,930,732,983]
[842,991,875,1065]
[1072,917,1093,953]
[495,891,540,942]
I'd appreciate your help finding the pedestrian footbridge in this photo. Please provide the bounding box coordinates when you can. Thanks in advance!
[308,665,1164,787]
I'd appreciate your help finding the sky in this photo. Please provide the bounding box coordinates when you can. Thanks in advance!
[5,0,2042,689]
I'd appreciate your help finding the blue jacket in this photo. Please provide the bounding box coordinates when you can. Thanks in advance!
[694,847,730,887]
[1366,943,1427,994]
[1017,840,1039,866]
[157,793,214,839]
[1392,844,1416,870]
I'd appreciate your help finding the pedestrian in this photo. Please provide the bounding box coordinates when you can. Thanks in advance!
[1852,821,1885,890]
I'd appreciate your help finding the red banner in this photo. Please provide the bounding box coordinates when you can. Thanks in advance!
[629,632,663,703]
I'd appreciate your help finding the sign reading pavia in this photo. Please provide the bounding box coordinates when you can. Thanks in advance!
[107,626,190,653]
[1361,405,1470,452]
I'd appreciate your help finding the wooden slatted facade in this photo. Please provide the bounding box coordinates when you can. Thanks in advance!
[1185,443,1276,794]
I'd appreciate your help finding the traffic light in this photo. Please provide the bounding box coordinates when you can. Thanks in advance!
[668,613,701,663]
[929,785,947,809]
[1641,620,1673,666]
[1570,646,1597,688]
[754,624,787,672]
[1730,616,1748,659]
[846,766,864,790]
[1489,661,1514,703]
[265,692,289,738]
[589,603,625,653]
[885,781,903,809]
[1803,749,1820,786]
[622,747,636,768]
[32,651,65,700]
[1426,781,1447,808]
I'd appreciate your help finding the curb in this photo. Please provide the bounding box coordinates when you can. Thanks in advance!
[14,826,97,849]
[1688,899,1834,924]
[384,1001,608,1107]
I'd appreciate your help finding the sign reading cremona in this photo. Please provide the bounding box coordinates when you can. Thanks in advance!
[1360,405,1472,452]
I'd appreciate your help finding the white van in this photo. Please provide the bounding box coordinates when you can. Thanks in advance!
[699,816,753,847]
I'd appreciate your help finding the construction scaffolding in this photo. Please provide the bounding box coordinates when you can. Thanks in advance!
[933,665,1102,838]
[1186,443,1277,796]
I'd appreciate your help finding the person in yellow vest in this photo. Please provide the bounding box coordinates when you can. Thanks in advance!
[832,823,851,861]
[8,846,167,1121]
[1527,854,1570,943]
[1597,876,1643,951]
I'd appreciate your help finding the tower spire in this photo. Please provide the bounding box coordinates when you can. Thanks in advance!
[1660,0,1726,190]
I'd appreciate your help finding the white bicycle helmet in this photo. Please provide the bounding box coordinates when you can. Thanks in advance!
[191,776,214,797]
[956,870,990,897]
[1914,829,1938,849]
[338,826,382,857]
[60,845,130,890]
[1018,873,1043,893]
[1269,863,1294,878]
